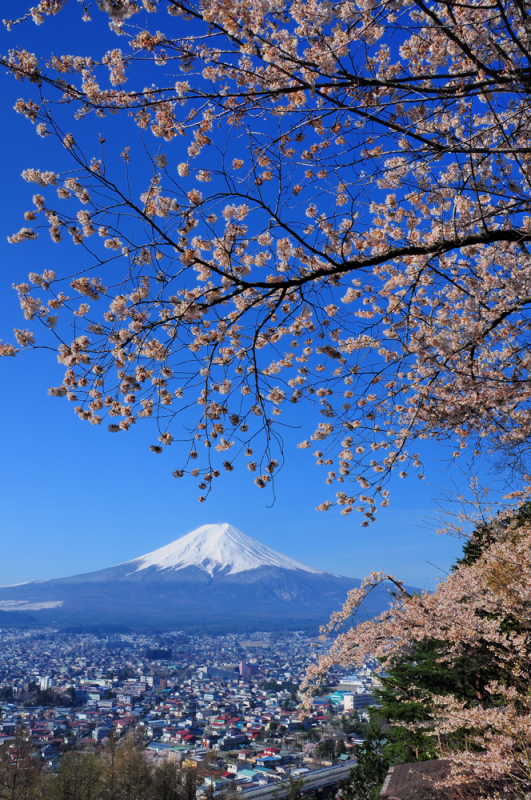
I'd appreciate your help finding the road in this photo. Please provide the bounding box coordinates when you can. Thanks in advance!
[237,762,355,800]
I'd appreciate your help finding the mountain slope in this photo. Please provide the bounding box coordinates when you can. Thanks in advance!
[122,523,324,577]
[0,523,405,632]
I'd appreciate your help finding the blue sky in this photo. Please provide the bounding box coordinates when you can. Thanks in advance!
[0,4,478,590]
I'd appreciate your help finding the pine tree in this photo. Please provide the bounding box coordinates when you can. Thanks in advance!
[152,761,183,800]
[0,729,44,800]
[51,749,102,800]
[338,724,389,800]
[336,739,347,757]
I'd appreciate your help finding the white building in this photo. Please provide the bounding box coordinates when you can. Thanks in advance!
[342,692,355,711]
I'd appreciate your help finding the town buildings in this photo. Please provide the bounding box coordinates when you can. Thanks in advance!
[0,628,378,792]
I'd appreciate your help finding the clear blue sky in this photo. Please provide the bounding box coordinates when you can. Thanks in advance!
[0,5,479,589]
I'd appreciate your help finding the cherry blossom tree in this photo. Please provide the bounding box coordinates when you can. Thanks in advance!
[3,0,531,518]
[302,505,531,797]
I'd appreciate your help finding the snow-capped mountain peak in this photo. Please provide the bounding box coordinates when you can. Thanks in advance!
[125,522,325,577]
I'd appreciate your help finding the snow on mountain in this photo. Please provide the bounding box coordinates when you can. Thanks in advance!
[124,522,325,577]
[0,522,410,631]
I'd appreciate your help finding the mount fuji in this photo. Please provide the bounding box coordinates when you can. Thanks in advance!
[0,523,403,632]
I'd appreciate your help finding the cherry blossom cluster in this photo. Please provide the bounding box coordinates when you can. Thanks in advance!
[302,506,531,796]
[3,0,531,515]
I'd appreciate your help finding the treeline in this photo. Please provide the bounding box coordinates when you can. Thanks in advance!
[0,684,77,708]
[142,649,172,661]
[0,733,212,800]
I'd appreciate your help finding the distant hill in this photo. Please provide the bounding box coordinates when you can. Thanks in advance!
[0,523,411,632]
[0,610,40,628]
